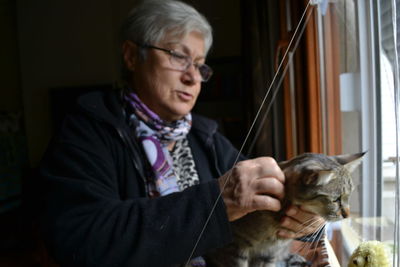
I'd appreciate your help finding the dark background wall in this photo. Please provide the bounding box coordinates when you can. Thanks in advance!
[11,0,241,167]
[0,0,286,265]
[0,1,245,265]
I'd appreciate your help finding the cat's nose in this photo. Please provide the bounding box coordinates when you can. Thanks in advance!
[341,206,350,218]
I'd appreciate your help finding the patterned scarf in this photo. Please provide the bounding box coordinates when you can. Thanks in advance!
[124,92,192,197]
[124,92,207,267]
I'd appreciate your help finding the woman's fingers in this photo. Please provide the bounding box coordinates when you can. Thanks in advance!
[252,157,285,183]
[252,194,282,212]
[218,157,285,221]
[277,205,326,238]
[252,177,285,200]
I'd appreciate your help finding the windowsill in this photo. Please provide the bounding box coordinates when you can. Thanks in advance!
[325,236,341,267]
[341,218,363,257]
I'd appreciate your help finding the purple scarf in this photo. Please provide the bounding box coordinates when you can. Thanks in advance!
[124,92,192,197]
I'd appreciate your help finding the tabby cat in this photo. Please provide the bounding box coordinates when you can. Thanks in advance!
[205,152,365,267]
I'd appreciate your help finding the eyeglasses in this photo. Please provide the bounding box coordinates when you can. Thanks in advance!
[138,43,213,82]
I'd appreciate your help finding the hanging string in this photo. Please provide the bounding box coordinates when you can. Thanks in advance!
[246,7,314,157]
[390,0,400,265]
[185,1,315,265]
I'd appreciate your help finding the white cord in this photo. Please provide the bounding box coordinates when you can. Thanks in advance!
[184,1,314,265]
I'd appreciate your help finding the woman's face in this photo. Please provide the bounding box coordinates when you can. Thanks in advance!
[126,31,206,122]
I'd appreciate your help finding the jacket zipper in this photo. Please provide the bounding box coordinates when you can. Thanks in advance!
[207,136,223,177]
[115,127,148,194]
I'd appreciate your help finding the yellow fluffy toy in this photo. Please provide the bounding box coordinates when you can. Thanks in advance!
[348,240,391,267]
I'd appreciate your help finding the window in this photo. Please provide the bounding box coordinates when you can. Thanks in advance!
[265,0,399,264]
[315,0,399,265]
[380,0,399,229]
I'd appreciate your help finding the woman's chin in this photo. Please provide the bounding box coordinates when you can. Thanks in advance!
[162,110,191,122]
[169,105,194,120]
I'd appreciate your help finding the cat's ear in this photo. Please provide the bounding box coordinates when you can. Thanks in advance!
[303,170,335,186]
[316,170,336,185]
[332,152,366,173]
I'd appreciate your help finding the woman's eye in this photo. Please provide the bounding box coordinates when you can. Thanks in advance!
[172,52,187,60]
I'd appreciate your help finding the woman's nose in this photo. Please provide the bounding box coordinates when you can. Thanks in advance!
[181,64,202,84]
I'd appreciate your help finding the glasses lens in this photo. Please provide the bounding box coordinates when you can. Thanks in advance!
[199,64,213,82]
[169,51,213,82]
[169,53,189,70]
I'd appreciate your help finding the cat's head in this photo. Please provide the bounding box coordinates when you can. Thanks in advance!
[279,152,365,221]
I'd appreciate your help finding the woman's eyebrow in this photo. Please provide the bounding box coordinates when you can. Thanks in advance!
[166,42,205,60]
[165,41,183,50]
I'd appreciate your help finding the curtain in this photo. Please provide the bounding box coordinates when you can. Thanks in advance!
[241,0,286,160]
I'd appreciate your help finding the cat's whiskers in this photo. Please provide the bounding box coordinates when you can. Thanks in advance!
[293,236,322,255]
[297,216,323,229]
[291,217,325,238]
[291,225,326,265]
[291,221,326,256]
[301,225,327,265]
[280,216,322,242]
[301,221,325,246]
[308,223,327,260]
[291,222,323,254]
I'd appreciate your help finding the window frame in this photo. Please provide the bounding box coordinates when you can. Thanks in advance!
[357,0,383,222]
[279,0,395,262]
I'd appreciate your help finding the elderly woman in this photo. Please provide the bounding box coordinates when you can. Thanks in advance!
[40,1,323,266]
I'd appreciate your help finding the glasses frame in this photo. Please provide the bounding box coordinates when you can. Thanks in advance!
[138,43,213,82]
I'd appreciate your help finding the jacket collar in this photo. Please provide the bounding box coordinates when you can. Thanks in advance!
[191,113,218,146]
[76,89,219,142]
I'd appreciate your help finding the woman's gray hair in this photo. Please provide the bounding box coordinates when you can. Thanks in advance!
[121,0,213,54]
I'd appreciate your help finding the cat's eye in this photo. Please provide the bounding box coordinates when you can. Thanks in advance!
[333,196,341,202]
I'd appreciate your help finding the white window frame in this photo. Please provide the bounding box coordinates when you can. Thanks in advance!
[357,0,382,225]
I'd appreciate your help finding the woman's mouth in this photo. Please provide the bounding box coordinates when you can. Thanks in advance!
[177,91,193,101]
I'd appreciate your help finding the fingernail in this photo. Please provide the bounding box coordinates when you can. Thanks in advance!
[281,217,289,227]
[277,229,288,237]
[287,207,297,216]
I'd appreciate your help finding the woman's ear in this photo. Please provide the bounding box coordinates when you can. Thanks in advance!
[122,40,138,71]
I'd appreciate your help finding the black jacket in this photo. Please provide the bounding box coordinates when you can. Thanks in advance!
[40,90,240,267]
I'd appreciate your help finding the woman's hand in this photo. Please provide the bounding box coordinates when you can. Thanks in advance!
[277,205,326,239]
[218,157,285,221]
